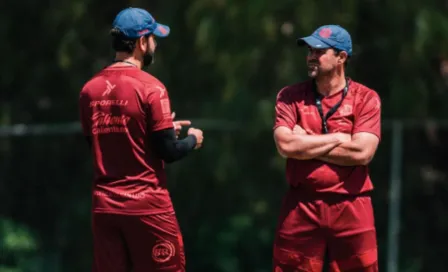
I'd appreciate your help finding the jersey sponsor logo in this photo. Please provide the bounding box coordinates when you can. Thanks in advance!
[300,105,315,116]
[93,191,147,199]
[91,112,131,135]
[299,105,318,121]
[152,240,176,263]
[102,80,116,96]
[89,100,129,107]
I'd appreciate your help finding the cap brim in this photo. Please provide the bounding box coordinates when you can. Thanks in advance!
[153,23,170,37]
[297,36,331,49]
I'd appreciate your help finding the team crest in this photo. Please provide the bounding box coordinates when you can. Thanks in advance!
[152,240,176,263]
[339,104,353,116]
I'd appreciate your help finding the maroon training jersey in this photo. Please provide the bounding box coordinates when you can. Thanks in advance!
[274,79,381,195]
[79,65,175,215]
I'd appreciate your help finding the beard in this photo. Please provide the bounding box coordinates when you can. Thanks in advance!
[307,62,319,78]
[307,62,333,79]
[143,51,154,67]
[142,43,155,67]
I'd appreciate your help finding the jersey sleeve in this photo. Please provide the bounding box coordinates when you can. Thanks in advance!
[273,87,297,130]
[352,90,381,139]
[79,91,92,136]
[146,84,174,132]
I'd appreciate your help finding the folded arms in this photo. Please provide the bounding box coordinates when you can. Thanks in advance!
[273,125,379,166]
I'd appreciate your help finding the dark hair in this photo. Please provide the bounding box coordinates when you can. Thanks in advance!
[110,28,137,53]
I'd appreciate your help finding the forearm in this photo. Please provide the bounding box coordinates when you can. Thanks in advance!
[287,141,341,160]
[167,135,197,162]
[151,129,197,163]
[276,131,341,160]
[317,141,367,166]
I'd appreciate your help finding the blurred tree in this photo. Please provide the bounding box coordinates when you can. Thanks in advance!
[1,0,448,271]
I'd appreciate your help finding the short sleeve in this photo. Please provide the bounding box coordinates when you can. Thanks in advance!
[79,91,92,136]
[146,84,174,132]
[352,90,381,139]
[273,88,297,130]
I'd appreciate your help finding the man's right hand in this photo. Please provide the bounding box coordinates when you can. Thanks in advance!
[171,112,191,139]
[188,128,204,149]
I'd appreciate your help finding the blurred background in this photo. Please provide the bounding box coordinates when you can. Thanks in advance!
[1,0,448,271]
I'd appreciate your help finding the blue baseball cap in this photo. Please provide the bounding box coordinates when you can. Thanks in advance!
[112,7,170,39]
[297,25,352,56]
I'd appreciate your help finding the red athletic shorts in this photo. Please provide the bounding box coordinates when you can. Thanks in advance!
[92,211,185,272]
[273,190,378,272]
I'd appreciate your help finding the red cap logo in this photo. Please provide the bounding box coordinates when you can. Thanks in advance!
[319,28,332,38]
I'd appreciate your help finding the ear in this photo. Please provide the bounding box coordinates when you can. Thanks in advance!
[137,36,147,52]
[338,51,348,64]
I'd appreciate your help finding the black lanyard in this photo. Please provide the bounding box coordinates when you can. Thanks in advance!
[112,60,138,67]
[313,79,349,134]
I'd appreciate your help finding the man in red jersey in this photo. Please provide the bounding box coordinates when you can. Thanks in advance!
[79,7,203,272]
[273,25,381,272]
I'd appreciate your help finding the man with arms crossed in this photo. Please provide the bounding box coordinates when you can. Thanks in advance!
[273,25,381,272]
[79,7,203,272]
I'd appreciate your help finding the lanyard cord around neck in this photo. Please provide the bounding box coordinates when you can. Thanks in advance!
[312,79,350,134]
[112,60,138,67]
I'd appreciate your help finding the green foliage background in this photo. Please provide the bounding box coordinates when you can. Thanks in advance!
[1,0,448,271]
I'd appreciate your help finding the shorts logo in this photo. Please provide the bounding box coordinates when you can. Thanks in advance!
[152,240,175,263]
